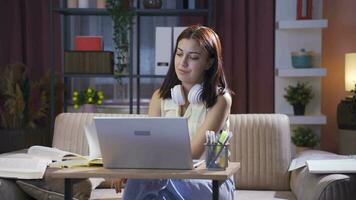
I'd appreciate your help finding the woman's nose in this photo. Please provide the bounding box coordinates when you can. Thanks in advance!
[181,56,188,67]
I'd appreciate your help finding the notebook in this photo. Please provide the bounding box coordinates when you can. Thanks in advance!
[94,117,203,170]
[306,159,356,174]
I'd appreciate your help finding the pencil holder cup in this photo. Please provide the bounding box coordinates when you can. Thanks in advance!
[205,144,229,171]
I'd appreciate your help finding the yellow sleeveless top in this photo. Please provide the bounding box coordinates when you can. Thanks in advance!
[160,99,208,141]
[160,98,230,161]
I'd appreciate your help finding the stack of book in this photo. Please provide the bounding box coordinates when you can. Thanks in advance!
[64,36,114,74]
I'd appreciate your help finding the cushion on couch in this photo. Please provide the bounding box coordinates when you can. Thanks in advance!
[16,168,92,200]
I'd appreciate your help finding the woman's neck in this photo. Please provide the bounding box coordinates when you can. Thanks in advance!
[179,83,192,116]
[181,83,193,95]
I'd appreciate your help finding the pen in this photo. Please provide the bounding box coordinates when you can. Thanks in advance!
[210,131,216,144]
[205,131,209,144]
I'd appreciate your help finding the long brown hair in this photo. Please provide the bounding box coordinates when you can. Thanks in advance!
[159,25,229,108]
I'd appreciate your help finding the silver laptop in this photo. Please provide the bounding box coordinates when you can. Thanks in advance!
[94,117,195,170]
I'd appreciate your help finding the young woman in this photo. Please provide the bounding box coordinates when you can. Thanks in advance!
[117,25,234,200]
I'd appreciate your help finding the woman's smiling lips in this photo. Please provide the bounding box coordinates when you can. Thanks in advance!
[177,68,190,74]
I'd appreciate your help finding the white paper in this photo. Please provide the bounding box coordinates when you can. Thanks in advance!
[307,159,356,174]
[0,155,51,179]
[27,145,82,161]
[85,122,102,159]
[288,157,307,171]
[0,145,86,179]
[288,152,349,172]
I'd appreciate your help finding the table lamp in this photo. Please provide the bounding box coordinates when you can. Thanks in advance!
[337,53,356,154]
[345,53,356,92]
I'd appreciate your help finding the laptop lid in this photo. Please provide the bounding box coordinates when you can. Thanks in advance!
[94,117,194,170]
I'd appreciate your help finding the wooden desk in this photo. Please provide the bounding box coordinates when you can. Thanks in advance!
[51,162,240,200]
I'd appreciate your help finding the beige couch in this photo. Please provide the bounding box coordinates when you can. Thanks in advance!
[6,113,355,200]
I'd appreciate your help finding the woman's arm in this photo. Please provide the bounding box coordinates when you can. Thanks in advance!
[191,93,232,159]
[148,89,161,117]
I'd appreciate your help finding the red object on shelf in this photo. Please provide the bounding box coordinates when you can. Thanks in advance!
[75,36,103,51]
[296,0,313,20]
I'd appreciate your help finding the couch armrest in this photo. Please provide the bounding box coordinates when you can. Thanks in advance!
[0,178,32,200]
[290,150,356,200]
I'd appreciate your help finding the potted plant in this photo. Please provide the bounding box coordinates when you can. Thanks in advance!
[284,82,314,115]
[291,126,319,153]
[0,63,50,153]
[106,0,134,75]
[72,87,104,112]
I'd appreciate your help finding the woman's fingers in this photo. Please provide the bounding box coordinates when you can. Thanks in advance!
[112,179,122,193]
[111,179,127,193]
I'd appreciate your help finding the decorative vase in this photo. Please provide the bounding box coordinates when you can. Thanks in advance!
[291,49,312,68]
[293,103,305,115]
[82,104,97,113]
[143,0,162,9]
[337,99,356,129]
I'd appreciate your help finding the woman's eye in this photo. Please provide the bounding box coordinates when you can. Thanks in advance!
[176,53,183,57]
[190,56,199,60]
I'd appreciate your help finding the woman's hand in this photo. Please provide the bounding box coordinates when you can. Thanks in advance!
[111,178,127,193]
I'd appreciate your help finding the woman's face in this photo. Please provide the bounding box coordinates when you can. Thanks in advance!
[174,38,211,86]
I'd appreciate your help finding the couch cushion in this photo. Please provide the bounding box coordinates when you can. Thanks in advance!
[16,168,91,200]
[229,114,291,190]
[235,190,296,200]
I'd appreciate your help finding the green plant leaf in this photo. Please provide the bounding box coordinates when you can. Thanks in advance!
[291,126,319,147]
[284,82,314,106]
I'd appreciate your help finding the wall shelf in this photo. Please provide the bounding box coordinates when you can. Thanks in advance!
[288,115,327,125]
[276,68,327,77]
[277,19,328,29]
[62,74,166,78]
[53,8,209,16]
[51,0,213,114]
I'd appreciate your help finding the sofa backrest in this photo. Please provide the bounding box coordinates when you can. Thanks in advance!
[229,114,291,190]
[52,113,143,155]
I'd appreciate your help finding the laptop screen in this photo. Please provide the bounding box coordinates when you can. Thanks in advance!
[94,117,194,170]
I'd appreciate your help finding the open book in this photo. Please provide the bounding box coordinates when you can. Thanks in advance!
[0,145,88,179]
[0,122,103,179]
[288,152,349,172]
[50,122,103,168]
[49,156,102,168]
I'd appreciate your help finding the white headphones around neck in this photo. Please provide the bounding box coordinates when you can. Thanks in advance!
[170,84,203,105]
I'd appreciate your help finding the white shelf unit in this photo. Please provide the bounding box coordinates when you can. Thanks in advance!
[275,0,327,155]
[288,115,327,125]
[275,0,327,118]
[277,19,328,29]
[276,68,327,77]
